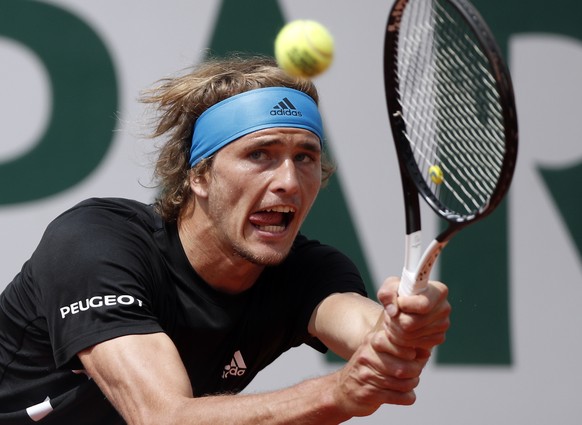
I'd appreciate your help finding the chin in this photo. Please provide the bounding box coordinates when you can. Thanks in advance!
[235,244,292,266]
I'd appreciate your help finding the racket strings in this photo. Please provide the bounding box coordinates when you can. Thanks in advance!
[395,0,507,217]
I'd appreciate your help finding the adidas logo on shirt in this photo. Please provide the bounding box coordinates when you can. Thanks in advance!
[222,350,247,379]
[270,97,303,117]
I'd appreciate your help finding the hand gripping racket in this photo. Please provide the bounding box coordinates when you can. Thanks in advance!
[384,0,519,296]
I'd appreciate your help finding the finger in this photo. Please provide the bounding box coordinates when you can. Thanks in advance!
[388,282,451,337]
[376,278,451,357]
[376,276,400,309]
[333,368,417,418]
[393,331,448,351]
[391,301,451,335]
[338,341,424,402]
[385,313,450,350]
[334,368,418,416]
[370,322,418,360]
[383,307,450,352]
[397,280,449,315]
[352,339,425,382]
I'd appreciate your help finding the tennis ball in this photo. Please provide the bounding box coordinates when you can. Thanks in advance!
[429,165,444,184]
[274,20,334,78]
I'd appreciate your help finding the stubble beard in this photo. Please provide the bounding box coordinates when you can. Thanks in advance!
[208,194,295,267]
[231,240,291,266]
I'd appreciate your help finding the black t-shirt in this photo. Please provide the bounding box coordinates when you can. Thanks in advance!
[0,198,367,424]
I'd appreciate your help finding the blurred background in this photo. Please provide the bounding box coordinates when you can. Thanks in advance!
[1,0,580,423]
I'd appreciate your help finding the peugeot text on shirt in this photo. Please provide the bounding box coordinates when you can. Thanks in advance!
[59,294,144,319]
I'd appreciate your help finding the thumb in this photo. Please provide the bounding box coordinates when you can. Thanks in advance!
[377,276,400,317]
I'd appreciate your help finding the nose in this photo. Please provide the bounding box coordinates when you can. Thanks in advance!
[271,159,300,194]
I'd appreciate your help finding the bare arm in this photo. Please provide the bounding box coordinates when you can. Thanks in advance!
[79,333,354,425]
[309,277,450,360]
[307,292,382,360]
[79,277,449,425]
[307,276,451,416]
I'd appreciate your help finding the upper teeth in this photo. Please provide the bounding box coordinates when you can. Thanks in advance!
[264,206,295,213]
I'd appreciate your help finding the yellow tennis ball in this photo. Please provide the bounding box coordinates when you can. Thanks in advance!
[429,165,444,184]
[274,20,334,78]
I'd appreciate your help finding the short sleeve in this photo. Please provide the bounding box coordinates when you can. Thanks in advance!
[30,202,164,368]
[284,235,369,352]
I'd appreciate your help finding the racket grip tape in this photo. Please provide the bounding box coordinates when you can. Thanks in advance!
[399,267,429,296]
[398,239,448,297]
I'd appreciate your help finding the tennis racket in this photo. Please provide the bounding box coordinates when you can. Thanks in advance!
[383,0,519,296]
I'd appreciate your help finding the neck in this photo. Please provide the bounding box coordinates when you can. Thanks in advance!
[177,208,264,295]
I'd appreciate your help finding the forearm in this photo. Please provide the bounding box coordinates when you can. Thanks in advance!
[167,328,425,425]
[81,334,352,425]
[309,293,383,359]
[170,372,350,425]
[81,280,451,425]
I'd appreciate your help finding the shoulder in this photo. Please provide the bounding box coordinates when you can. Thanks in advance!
[287,233,359,272]
[35,198,164,266]
[290,233,339,257]
[54,197,159,226]
[275,233,366,297]
[46,197,161,239]
[29,199,168,318]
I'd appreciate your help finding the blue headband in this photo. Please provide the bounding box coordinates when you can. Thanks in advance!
[189,87,324,167]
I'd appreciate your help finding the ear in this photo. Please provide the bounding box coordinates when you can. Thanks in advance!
[190,171,209,198]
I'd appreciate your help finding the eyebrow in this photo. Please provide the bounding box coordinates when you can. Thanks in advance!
[247,136,322,153]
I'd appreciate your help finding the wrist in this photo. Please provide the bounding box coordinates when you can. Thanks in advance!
[315,372,354,425]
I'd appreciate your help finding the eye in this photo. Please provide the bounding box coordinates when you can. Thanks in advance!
[295,153,309,162]
[295,152,318,163]
[249,150,268,161]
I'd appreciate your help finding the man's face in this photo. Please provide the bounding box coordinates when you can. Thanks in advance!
[197,127,322,266]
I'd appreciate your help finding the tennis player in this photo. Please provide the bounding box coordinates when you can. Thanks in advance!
[0,56,450,424]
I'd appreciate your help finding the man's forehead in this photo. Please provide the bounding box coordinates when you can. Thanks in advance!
[243,128,321,144]
[221,128,322,154]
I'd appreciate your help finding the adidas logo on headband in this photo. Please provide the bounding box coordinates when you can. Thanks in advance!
[270,97,303,117]
[190,87,323,167]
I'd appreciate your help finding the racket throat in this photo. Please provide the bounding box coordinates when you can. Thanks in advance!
[403,231,423,271]
[400,236,448,296]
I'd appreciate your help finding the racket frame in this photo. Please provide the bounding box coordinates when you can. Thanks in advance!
[384,0,519,295]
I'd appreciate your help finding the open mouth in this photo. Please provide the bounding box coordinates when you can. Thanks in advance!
[249,206,296,233]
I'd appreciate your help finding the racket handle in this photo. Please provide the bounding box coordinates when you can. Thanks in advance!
[399,239,448,296]
[399,267,428,296]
